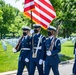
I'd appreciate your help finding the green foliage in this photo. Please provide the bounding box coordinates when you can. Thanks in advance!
[0,10,3,23]
[59,0,76,37]
[0,0,17,38]
[51,0,76,38]
[0,0,31,38]
[0,0,76,38]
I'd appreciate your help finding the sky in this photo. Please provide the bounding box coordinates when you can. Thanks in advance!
[4,0,24,12]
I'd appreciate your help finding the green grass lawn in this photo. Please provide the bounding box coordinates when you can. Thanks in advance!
[60,40,74,61]
[0,41,19,72]
[0,40,74,72]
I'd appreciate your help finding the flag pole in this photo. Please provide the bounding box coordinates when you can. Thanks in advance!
[30,10,35,58]
[31,10,33,29]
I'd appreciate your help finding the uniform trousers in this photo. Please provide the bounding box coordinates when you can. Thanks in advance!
[73,55,76,74]
[17,61,30,75]
[29,59,43,75]
[44,63,59,75]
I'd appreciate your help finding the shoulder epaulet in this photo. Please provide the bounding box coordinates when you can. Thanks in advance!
[55,38,60,46]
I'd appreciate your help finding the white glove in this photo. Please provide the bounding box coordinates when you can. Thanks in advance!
[39,59,43,65]
[25,58,29,62]
[12,48,17,53]
[46,51,51,56]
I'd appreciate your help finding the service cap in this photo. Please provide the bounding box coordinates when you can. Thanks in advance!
[48,26,56,31]
[33,24,41,28]
[22,26,30,30]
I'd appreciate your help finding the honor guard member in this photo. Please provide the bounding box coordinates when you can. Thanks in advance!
[29,24,46,75]
[44,26,61,75]
[72,42,76,75]
[13,26,31,75]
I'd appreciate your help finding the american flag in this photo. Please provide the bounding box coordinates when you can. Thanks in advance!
[24,0,56,29]
[24,0,35,12]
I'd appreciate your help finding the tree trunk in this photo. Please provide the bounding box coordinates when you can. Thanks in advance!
[13,32,15,37]
[1,28,2,39]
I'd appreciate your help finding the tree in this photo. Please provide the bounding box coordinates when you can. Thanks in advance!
[0,0,32,38]
[51,0,76,38]
[0,0,16,38]
[60,0,76,38]
[5,0,76,38]
[0,10,3,39]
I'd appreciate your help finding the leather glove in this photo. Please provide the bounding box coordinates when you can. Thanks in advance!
[39,59,43,65]
[12,48,17,53]
[46,51,51,56]
[25,58,29,62]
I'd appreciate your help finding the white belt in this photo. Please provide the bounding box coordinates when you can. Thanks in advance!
[21,48,30,50]
[34,46,41,50]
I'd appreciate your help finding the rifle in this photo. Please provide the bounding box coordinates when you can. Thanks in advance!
[48,24,61,51]
[15,36,23,51]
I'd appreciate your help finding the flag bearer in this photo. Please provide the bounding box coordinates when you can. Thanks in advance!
[29,24,46,75]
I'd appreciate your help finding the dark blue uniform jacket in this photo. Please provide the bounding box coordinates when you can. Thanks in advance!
[17,36,32,61]
[45,38,61,65]
[30,33,46,62]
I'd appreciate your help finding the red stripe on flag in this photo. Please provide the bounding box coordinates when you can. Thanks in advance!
[24,0,35,12]
[35,2,56,19]
[39,0,55,11]
[24,12,48,29]
[24,5,35,12]
[33,11,51,23]
[24,0,56,29]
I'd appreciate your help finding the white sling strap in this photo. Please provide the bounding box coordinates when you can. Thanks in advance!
[35,35,42,54]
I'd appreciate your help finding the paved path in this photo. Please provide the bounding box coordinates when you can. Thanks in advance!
[0,60,74,75]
